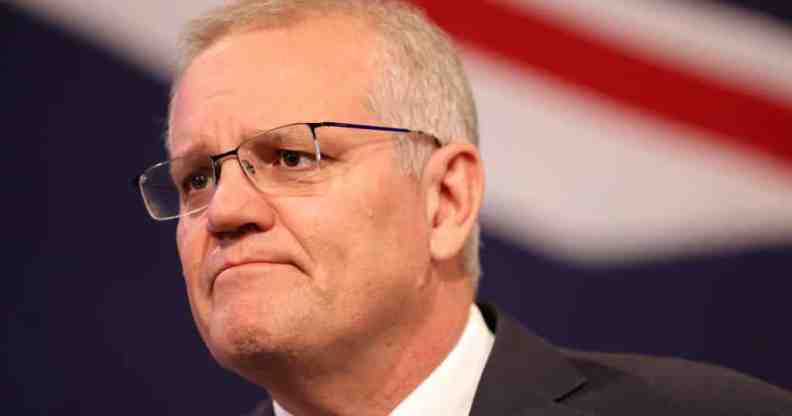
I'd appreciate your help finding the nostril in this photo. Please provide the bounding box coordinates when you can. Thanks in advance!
[216,222,261,242]
[239,223,259,234]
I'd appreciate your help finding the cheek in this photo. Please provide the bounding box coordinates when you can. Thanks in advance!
[295,169,428,296]
[176,219,201,279]
[176,218,211,323]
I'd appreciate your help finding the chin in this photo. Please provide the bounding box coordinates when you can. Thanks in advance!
[205,297,312,372]
[207,315,281,373]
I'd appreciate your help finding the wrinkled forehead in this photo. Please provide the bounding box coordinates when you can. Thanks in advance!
[167,14,381,158]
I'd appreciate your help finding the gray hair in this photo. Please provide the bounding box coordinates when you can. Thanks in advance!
[173,0,482,288]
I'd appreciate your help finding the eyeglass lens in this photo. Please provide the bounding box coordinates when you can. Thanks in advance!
[140,123,323,220]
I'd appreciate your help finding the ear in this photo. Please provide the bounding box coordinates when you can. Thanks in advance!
[423,142,484,266]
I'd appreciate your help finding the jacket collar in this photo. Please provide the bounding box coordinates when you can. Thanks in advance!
[470,303,589,416]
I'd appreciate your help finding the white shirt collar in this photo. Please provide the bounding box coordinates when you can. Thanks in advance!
[273,304,495,416]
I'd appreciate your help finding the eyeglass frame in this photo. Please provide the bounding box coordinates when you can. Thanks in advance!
[133,121,443,221]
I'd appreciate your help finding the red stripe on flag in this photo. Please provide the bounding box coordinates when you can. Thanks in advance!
[409,0,792,168]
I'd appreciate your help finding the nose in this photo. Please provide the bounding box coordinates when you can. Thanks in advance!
[205,158,275,239]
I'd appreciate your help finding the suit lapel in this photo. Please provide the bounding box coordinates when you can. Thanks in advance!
[470,304,590,416]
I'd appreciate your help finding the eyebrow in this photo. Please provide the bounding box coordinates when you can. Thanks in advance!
[166,127,274,160]
[167,137,212,160]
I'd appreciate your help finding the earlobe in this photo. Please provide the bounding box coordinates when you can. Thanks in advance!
[424,143,484,264]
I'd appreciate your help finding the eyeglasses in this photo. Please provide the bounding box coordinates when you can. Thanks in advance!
[134,121,441,221]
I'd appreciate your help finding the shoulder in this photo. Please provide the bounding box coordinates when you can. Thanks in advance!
[478,303,792,415]
[560,348,792,415]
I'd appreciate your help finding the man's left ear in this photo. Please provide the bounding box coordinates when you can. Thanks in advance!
[423,142,484,263]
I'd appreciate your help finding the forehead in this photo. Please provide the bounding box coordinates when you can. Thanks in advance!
[168,14,380,157]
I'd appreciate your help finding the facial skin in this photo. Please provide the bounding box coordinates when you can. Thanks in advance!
[170,13,483,416]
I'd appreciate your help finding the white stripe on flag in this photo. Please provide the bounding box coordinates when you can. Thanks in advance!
[503,0,792,101]
[468,48,792,262]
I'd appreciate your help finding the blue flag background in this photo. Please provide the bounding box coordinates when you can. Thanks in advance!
[4,1,792,414]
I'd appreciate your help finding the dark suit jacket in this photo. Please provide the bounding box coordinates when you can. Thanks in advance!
[246,303,792,415]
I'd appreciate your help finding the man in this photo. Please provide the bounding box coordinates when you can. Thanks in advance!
[135,0,792,414]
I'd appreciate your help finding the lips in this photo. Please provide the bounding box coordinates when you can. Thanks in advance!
[217,260,282,277]
[205,247,298,293]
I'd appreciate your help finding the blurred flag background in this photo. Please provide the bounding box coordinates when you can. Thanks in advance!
[4,0,791,414]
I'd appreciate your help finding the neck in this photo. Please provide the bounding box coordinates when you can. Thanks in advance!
[256,278,473,416]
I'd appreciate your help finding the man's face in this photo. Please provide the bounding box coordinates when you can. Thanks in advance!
[169,16,434,371]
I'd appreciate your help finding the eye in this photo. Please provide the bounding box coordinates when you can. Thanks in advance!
[181,171,212,194]
[276,149,317,169]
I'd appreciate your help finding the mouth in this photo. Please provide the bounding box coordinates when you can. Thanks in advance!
[210,260,292,293]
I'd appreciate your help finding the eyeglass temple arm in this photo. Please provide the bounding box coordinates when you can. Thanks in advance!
[309,122,442,147]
